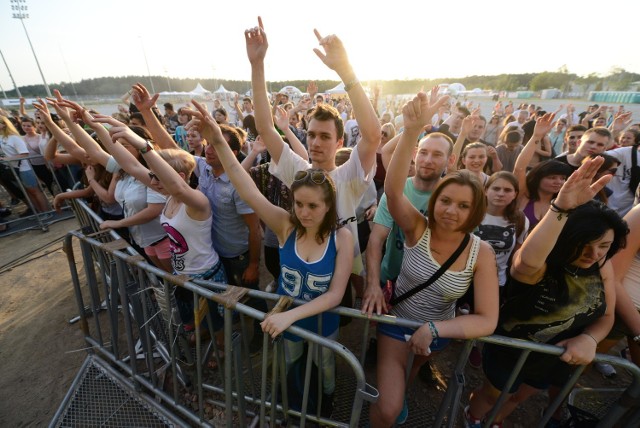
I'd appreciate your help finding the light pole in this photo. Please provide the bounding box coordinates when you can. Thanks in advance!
[139,37,155,94]
[10,0,51,97]
[0,48,21,97]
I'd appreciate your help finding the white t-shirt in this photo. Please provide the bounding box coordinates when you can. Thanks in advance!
[607,146,639,217]
[268,142,375,275]
[115,174,167,247]
[1,135,32,171]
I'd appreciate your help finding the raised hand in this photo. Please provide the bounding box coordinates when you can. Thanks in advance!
[131,83,158,111]
[554,156,611,211]
[189,99,225,146]
[245,16,268,64]
[92,114,146,149]
[307,81,318,98]
[532,112,556,139]
[45,90,74,123]
[56,98,98,127]
[460,115,475,136]
[32,98,53,122]
[612,111,632,132]
[251,135,266,153]
[312,30,352,78]
[273,105,289,131]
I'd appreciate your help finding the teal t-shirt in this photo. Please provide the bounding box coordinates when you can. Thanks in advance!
[373,178,432,282]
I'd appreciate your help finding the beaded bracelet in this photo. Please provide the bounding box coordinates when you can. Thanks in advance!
[427,321,439,339]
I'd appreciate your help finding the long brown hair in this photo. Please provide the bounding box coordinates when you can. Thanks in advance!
[485,171,525,237]
[289,169,338,244]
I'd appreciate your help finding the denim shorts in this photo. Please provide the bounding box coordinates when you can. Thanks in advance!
[377,322,450,351]
[19,169,38,188]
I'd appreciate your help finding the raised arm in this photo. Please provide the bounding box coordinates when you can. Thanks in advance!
[245,17,287,164]
[385,90,448,245]
[511,157,612,282]
[312,29,380,173]
[273,105,309,161]
[130,83,178,149]
[513,112,555,199]
[451,115,475,171]
[191,99,291,238]
[105,118,210,218]
[91,115,153,186]
[33,99,86,163]
[52,94,112,167]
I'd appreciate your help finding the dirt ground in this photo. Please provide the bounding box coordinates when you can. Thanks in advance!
[0,216,634,427]
[0,217,86,427]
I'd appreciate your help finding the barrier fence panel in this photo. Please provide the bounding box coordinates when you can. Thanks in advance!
[57,200,640,427]
[0,154,79,235]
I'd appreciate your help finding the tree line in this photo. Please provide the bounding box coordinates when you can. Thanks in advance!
[5,68,639,98]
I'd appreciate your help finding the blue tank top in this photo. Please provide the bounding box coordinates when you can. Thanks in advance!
[277,229,339,341]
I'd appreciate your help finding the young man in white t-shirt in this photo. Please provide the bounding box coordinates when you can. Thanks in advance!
[245,18,380,278]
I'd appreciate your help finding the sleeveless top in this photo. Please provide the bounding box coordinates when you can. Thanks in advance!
[391,227,481,323]
[160,198,219,275]
[277,229,339,341]
[523,199,539,232]
[498,264,606,345]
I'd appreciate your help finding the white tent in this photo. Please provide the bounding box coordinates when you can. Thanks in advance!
[190,83,211,95]
[213,84,230,94]
[326,82,346,95]
[278,85,303,98]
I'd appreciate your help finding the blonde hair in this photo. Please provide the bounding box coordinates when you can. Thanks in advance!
[0,116,20,137]
[157,149,196,178]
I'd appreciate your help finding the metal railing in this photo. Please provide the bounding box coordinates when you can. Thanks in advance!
[58,199,640,427]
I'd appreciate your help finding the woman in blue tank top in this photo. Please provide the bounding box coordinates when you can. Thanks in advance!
[191,100,354,398]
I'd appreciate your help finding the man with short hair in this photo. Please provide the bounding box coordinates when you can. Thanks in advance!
[245,19,381,279]
[163,102,179,133]
[555,126,610,172]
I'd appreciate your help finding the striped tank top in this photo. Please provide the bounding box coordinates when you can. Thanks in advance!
[391,227,480,323]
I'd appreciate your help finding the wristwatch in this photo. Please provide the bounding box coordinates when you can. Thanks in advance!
[139,140,154,154]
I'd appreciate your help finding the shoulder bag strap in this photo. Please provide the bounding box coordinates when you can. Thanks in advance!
[390,233,471,306]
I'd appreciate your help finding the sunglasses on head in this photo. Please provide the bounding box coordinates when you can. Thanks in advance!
[294,169,327,185]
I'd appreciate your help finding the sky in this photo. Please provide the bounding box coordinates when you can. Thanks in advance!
[1,0,639,93]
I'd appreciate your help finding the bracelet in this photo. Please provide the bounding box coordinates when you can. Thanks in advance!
[344,78,360,92]
[427,321,439,339]
[549,198,573,214]
[139,140,154,154]
[582,332,598,345]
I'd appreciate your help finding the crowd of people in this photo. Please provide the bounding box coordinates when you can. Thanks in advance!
[1,16,640,427]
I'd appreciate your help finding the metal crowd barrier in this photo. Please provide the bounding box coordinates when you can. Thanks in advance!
[55,200,640,427]
[0,153,79,235]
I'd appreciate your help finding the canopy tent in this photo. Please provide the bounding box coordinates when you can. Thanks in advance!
[326,82,346,95]
[191,83,212,95]
[278,85,303,98]
[213,84,230,94]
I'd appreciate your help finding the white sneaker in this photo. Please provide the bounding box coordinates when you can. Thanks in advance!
[593,362,617,378]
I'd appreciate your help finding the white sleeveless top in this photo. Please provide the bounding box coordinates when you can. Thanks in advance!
[391,227,481,323]
[160,199,219,275]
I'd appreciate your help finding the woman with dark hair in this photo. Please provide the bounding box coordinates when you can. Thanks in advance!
[191,99,353,404]
[466,157,627,427]
[514,113,574,232]
[370,92,498,427]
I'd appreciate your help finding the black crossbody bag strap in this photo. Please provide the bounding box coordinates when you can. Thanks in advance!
[390,233,471,306]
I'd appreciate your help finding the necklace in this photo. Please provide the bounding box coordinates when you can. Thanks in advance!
[563,265,580,278]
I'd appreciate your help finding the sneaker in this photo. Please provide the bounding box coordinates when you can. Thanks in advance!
[418,360,437,385]
[468,345,482,369]
[593,362,617,379]
[396,398,408,425]
[464,405,482,428]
